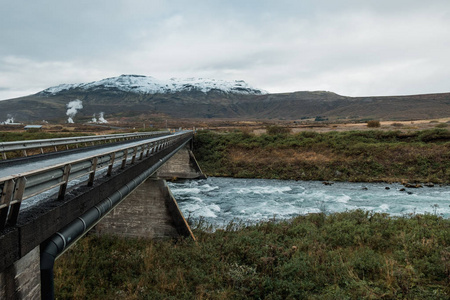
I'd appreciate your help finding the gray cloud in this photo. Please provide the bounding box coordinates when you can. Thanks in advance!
[1,0,450,100]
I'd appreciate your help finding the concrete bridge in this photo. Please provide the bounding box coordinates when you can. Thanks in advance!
[0,131,205,299]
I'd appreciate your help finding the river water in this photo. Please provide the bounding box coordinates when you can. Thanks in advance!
[167,177,450,226]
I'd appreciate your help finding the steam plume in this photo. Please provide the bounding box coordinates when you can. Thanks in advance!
[98,112,108,123]
[2,115,15,124]
[66,99,83,123]
[90,112,107,123]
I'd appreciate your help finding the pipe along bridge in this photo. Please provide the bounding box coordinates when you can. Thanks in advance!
[0,130,205,299]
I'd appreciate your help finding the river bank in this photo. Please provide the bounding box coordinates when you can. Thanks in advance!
[55,211,450,299]
[193,128,450,184]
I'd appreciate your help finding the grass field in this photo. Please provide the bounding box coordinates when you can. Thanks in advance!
[193,128,450,184]
[55,211,450,299]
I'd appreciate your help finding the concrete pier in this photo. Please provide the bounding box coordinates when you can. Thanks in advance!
[95,177,195,240]
[0,246,40,300]
[157,145,206,180]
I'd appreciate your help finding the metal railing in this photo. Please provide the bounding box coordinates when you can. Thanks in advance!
[0,131,170,159]
[0,131,193,230]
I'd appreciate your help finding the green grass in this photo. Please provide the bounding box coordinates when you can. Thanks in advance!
[193,129,450,183]
[55,211,450,299]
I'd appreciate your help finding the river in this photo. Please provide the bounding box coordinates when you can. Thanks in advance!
[167,177,450,226]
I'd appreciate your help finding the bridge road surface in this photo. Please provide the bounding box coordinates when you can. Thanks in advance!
[0,132,175,179]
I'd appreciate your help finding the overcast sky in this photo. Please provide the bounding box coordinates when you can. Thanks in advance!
[1,0,450,100]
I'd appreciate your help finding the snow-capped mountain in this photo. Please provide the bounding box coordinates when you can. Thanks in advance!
[40,74,267,95]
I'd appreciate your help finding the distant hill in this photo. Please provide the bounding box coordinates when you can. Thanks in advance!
[1,74,449,123]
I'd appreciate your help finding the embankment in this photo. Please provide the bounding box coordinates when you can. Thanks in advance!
[193,129,450,184]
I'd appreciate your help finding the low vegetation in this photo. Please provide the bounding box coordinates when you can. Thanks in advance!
[193,128,450,183]
[55,211,450,299]
[367,120,381,128]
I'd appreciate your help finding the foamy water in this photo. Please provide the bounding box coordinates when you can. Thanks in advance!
[168,177,450,226]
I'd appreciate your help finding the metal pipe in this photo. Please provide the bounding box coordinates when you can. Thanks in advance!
[40,138,190,299]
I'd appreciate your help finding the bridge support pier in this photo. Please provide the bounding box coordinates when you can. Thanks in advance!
[95,143,204,240]
[157,145,206,180]
[0,246,40,299]
[95,177,195,240]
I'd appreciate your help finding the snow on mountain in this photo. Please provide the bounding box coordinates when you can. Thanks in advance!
[41,75,267,95]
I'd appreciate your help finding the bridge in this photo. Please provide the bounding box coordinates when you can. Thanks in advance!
[0,130,205,299]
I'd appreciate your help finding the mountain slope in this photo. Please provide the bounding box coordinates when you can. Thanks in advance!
[1,75,450,123]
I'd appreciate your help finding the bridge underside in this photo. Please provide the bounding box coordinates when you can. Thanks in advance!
[95,177,195,240]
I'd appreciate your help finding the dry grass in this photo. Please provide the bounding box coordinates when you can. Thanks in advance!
[229,148,337,164]
[194,129,450,183]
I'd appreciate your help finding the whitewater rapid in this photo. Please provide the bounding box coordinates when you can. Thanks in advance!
[167,177,450,226]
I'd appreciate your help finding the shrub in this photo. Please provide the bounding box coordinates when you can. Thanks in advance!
[266,125,291,135]
[418,129,450,142]
[239,127,254,138]
[367,120,381,128]
[435,123,448,128]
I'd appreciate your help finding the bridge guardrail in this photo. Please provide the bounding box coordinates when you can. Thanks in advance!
[0,131,193,230]
[0,130,170,159]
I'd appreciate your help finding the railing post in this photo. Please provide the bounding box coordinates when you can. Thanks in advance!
[23,149,28,157]
[121,150,128,169]
[58,164,71,200]
[107,153,115,176]
[139,146,144,160]
[0,179,15,230]
[87,157,98,186]
[131,147,137,164]
[2,152,7,160]
[7,177,27,226]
